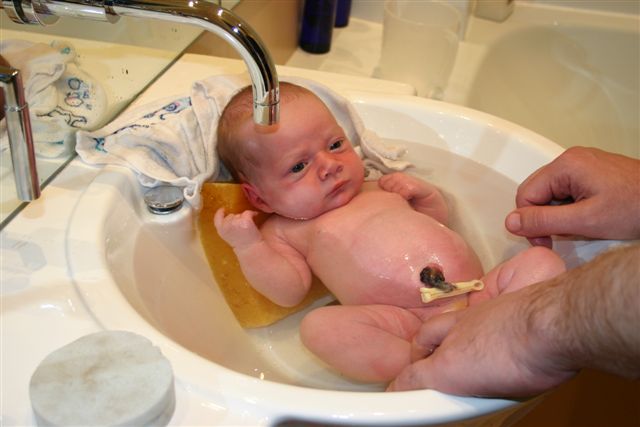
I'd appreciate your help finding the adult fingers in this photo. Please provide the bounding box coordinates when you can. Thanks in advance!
[514,163,570,208]
[387,357,438,392]
[410,310,460,362]
[505,201,594,239]
[389,309,468,393]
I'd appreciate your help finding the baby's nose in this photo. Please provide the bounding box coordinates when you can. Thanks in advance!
[318,154,343,179]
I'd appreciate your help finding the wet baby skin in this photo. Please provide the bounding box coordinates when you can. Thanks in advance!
[214,90,566,383]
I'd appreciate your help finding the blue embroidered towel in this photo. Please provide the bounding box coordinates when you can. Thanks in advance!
[0,39,107,158]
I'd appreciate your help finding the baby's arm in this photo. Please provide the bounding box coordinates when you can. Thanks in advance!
[378,172,449,225]
[214,208,312,307]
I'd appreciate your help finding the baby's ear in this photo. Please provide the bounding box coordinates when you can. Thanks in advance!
[241,183,274,213]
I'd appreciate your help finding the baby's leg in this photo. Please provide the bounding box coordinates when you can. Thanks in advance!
[300,304,422,383]
[470,246,566,305]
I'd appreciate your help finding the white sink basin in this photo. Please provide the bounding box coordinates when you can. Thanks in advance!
[66,78,613,425]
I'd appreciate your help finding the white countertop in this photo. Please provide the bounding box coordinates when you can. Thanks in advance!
[1,159,102,425]
[286,16,474,105]
[0,53,415,426]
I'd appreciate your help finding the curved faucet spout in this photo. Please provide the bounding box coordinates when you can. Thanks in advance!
[1,0,280,125]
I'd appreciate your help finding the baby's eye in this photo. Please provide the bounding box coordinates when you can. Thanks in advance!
[291,162,307,173]
[329,140,343,151]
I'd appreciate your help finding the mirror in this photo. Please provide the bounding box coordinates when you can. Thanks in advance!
[0,0,239,228]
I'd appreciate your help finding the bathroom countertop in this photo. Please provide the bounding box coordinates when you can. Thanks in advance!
[0,53,415,425]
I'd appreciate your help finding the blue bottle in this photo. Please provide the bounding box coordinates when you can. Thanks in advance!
[299,0,338,54]
[335,0,352,28]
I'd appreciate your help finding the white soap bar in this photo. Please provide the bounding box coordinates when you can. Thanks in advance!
[29,330,175,426]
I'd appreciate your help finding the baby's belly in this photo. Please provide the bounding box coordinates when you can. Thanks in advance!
[308,212,483,308]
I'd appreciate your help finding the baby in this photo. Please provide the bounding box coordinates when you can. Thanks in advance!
[214,82,566,383]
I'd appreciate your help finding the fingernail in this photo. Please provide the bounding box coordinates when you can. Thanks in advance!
[506,212,521,232]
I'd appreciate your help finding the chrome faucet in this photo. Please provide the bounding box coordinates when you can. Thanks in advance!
[1,65,40,201]
[1,0,280,201]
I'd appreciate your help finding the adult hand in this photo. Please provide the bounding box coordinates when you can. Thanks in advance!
[388,244,640,396]
[505,147,640,247]
[387,283,575,397]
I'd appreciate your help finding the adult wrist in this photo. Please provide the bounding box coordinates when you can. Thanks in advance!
[522,277,581,376]
[532,245,640,379]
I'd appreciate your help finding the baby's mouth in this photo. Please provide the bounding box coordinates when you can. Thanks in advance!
[327,180,348,198]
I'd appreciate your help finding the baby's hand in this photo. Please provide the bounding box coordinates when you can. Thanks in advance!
[378,172,433,200]
[378,172,449,225]
[213,208,263,250]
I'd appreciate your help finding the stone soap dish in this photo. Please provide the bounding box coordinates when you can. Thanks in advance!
[29,330,175,426]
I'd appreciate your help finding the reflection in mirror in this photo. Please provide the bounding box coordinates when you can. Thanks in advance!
[0,0,240,228]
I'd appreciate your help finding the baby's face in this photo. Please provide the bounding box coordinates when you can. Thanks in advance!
[241,94,365,219]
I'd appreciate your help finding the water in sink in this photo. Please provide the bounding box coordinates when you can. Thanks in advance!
[110,140,526,392]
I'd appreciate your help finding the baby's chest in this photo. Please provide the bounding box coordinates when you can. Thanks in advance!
[306,204,453,273]
[314,190,409,230]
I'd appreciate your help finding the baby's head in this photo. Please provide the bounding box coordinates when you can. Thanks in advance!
[217,82,365,220]
[218,82,311,183]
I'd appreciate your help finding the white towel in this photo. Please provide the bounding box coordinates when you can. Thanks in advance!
[0,39,107,158]
[76,74,412,209]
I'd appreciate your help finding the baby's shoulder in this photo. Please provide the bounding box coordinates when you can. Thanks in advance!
[261,214,315,253]
[262,214,311,239]
[262,214,290,232]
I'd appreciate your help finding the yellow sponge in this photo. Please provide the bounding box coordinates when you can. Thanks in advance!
[198,182,330,328]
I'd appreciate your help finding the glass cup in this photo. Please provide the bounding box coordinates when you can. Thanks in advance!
[377,0,461,99]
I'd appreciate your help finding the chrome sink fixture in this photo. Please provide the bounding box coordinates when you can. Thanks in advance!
[0,64,40,201]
